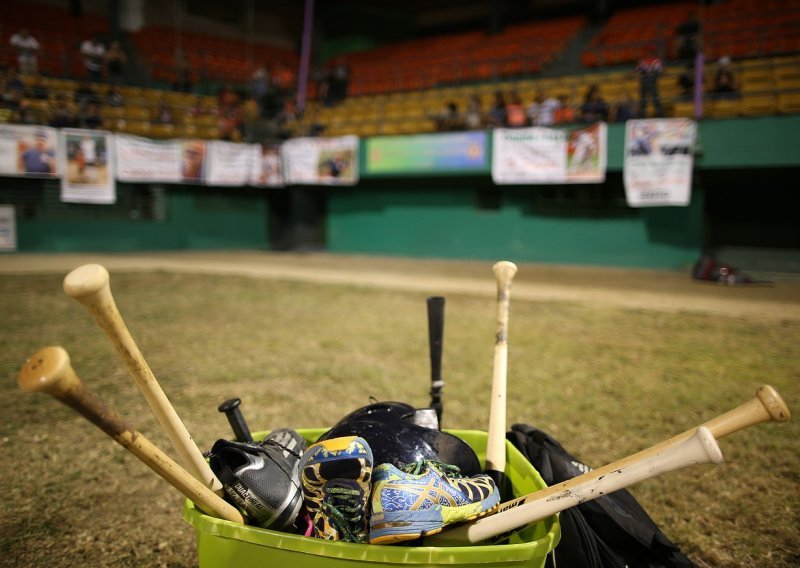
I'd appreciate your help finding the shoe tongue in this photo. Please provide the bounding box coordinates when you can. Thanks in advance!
[319,459,362,481]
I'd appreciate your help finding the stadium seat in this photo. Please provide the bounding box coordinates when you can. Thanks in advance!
[672,100,697,118]
[708,98,740,118]
[741,94,777,116]
[777,92,800,114]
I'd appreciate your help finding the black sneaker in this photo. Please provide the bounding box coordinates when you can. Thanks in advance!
[208,428,307,531]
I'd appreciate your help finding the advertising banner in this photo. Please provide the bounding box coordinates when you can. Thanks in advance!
[623,118,697,207]
[365,131,488,175]
[250,143,284,187]
[115,134,184,183]
[282,135,358,185]
[0,124,59,178]
[59,129,115,204]
[0,205,16,251]
[205,141,260,186]
[492,124,607,184]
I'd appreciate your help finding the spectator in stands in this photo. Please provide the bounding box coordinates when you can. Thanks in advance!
[527,91,559,126]
[434,101,463,132]
[47,95,78,128]
[218,104,243,142]
[464,94,484,130]
[187,95,207,118]
[104,41,127,85]
[675,11,701,61]
[250,67,270,117]
[677,63,695,101]
[487,91,507,127]
[505,91,528,128]
[553,94,576,124]
[81,101,103,129]
[5,68,26,98]
[634,46,663,117]
[1,77,22,112]
[106,85,124,107]
[10,29,40,75]
[580,84,609,123]
[611,93,635,122]
[323,60,350,106]
[711,56,737,99]
[81,35,106,81]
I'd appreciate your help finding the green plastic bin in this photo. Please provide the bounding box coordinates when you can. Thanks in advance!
[183,429,560,567]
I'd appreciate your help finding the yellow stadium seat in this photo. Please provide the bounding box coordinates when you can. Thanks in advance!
[118,86,143,98]
[151,123,176,138]
[708,98,740,118]
[741,94,776,116]
[777,76,800,91]
[125,120,152,137]
[741,70,775,93]
[101,106,126,119]
[777,92,800,114]
[126,106,151,121]
[671,100,696,118]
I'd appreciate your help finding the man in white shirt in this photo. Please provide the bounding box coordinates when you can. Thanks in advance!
[81,36,106,81]
[10,29,40,75]
[527,91,560,127]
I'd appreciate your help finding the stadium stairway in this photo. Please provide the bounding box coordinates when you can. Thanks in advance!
[543,20,605,77]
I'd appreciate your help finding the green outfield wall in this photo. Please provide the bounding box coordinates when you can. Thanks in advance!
[1,116,798,269]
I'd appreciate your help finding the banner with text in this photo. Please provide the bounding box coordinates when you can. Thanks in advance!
[492,123,606,184]
[115,135,184,183]
[59,129,116,204]
[281,135,359,185]
[250,143,284,187]
[205,141,260,186]
[0,205,16,251]
[623,118,697,207]
[0,124,59,178]
[364,131,488,175]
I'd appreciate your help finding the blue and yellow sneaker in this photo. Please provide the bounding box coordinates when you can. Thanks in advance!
[369,460,500,544]
[299,436,373,543]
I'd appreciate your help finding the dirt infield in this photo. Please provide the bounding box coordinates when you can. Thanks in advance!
[2,250,799,321]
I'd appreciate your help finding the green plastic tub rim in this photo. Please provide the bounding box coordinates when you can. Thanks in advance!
[183,428,561,566]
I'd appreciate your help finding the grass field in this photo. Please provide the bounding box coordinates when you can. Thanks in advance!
[0,267,797,567]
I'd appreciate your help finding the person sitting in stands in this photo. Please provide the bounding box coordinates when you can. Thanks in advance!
[677,63,695,101]
[487,91,507,127]
[104,41,127,85]
[47,95,78,128]
[611,93,636,122]
[464,95,484,130]
[434,101,463,132]
[553,94,575,124]
[580,84,609,123]
[710,56,737,99]
[106,85,124,107]
[81,101,103,129]
[10,29,40,75]
[527,91,559,127]
[505,91,528,127]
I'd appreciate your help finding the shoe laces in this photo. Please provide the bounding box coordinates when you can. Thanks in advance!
[400,459,464,478]
[322,485,367,543]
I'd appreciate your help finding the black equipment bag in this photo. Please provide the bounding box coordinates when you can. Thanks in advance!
[507,424,695,568]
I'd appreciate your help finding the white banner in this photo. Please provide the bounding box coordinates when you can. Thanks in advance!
[250,143,284,187]
[282,135,359,185]
[623,118,697,207]
[0,124,59,178]
[205,141,260,186]
[0,205,16,251]
[492,124,606,184]
[59,129,116,204]
[115,134,183,183]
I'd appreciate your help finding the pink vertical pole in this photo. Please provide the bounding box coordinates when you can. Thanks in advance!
[296,0,314,113]
[693,52,704,119]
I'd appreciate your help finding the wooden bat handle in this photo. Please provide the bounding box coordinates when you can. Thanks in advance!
[430,427,722,545]
[18,347,243,524]
[63,264,224,495]
[485,261,518,491]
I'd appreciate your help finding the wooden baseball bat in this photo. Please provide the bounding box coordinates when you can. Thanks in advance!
[18,346,243,524]
[63,263,223,495]
[429,426,723,545]
[428,384,790,545]
[485,261,518,498]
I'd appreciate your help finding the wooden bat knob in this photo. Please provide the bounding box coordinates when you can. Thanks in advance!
[493,261,518,286]
[63,263,110,301]
[18,346,79,398]
[756,385,790,423]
